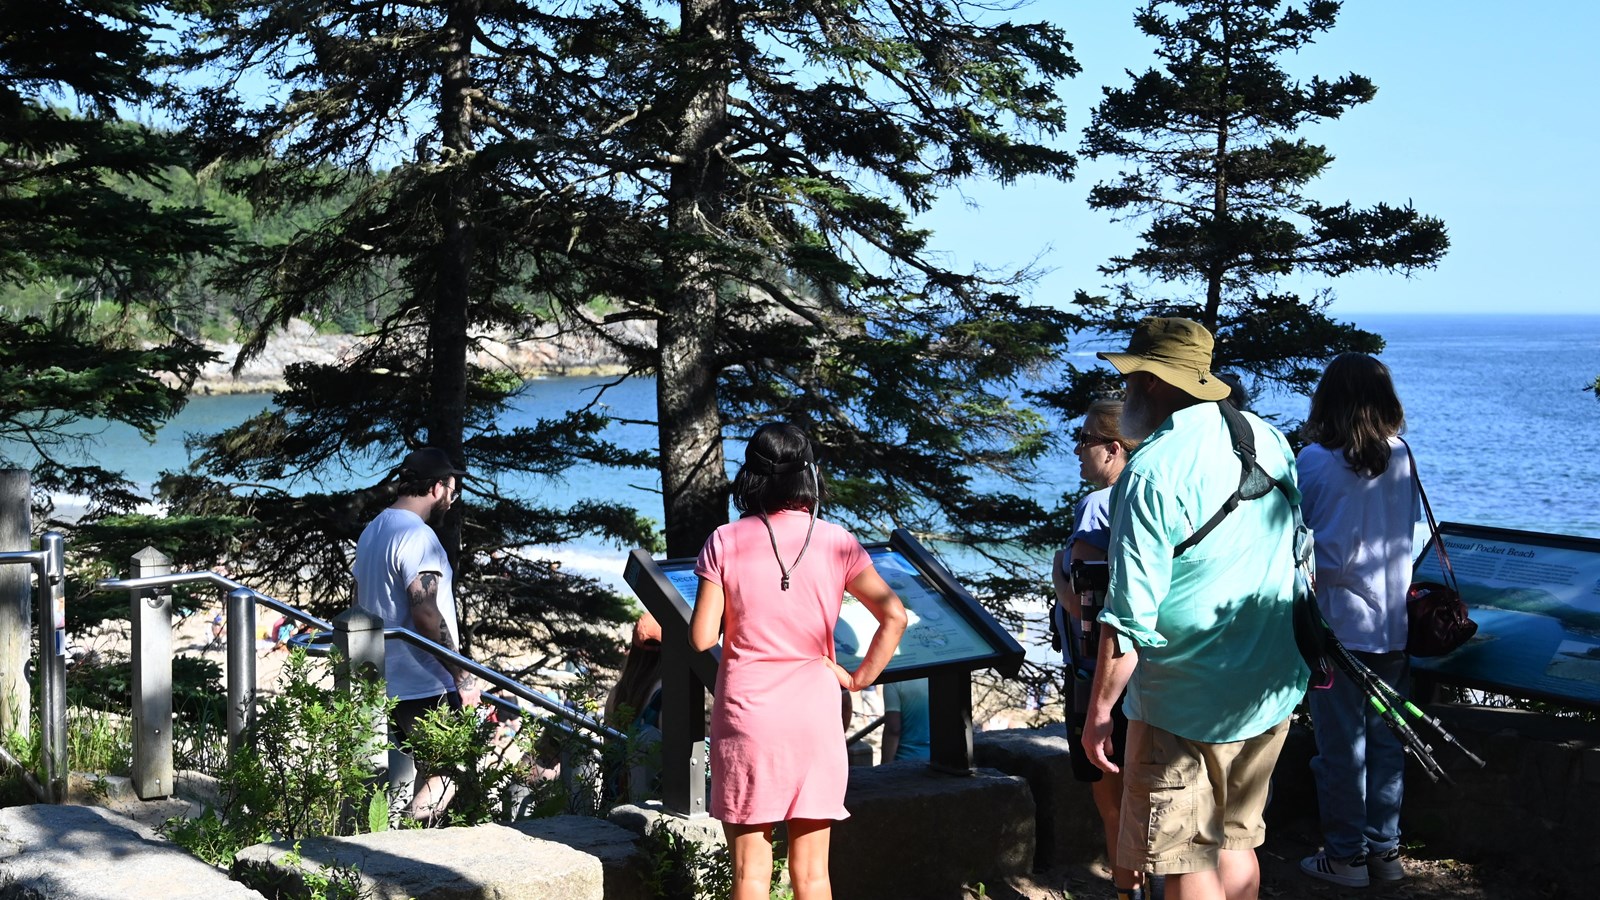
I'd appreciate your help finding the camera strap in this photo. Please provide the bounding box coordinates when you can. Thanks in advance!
[1172,401,1296,557]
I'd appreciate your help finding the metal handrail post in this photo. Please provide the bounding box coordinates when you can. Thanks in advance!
[226,587,256,757]
[37,532,67,803]
[129,547,174,799]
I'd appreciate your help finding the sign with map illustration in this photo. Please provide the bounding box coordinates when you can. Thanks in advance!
[638,528,1023,682]
[1412,523,1600,709]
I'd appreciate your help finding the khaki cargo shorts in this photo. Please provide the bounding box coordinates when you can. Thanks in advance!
[1115,716,1290,875]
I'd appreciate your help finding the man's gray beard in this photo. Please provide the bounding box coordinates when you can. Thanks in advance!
[1122,384,1161,441]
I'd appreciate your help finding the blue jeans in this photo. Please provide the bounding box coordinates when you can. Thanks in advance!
[1308,650,1409,860]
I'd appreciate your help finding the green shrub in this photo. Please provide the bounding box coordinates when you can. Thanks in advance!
[163,650,389,865]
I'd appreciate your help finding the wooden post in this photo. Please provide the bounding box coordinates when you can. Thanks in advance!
[333,607,385,690]
[334,607,388,826]
[130,547,174,800]
[0,470,30,739]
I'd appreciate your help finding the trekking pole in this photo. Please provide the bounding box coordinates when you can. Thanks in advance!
[1371,692,1449,784]
[1348,651,1487,769]
[1326,642,1451,784]
[1324,640,1446,782]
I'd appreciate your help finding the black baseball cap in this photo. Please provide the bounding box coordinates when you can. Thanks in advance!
[396,447,466,481]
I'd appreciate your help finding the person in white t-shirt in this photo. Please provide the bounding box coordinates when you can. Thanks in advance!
[353,446,480,819]
[1296,354,1420,889]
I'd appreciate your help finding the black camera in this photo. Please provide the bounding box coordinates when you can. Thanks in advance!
[1069,559,1109,595]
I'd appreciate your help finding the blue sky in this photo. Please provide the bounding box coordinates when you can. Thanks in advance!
[914,1,1598,316]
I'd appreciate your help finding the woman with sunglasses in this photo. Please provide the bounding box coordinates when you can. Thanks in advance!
[690,423,907,900]
[1051,399,1148,900]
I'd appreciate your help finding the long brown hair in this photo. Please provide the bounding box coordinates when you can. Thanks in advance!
[1303,354,1406,477]
[605,645,662,728]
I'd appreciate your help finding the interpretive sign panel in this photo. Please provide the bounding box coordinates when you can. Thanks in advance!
[1412,522,1600,710]
[624,527,1024,789]
[627,528,1023,683]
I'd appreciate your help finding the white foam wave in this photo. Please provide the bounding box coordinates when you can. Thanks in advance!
[519,543,633,592]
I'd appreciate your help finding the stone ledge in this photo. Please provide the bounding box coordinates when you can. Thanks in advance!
[0,804,261,900]
[832,763,1035,899]
[1400,705,1599,892]
[233,816,649,900]
[974,724,1100,870]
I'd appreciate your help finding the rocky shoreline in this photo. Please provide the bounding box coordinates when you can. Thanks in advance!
[189,318,653,395]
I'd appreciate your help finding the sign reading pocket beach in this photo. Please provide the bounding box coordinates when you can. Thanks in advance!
[1412,522,1600,709]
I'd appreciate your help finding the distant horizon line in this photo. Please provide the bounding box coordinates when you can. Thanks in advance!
[1335,309,1597,317]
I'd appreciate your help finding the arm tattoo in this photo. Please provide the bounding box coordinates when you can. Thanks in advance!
[407,570,467,685]
[408,572,440,608]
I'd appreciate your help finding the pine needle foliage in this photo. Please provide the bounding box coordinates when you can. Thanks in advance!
[1055,0,1449,418]
[0,0,231,516]
[157,0,1088,654]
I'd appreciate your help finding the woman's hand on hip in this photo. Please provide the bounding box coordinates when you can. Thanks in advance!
[825,658,854,690]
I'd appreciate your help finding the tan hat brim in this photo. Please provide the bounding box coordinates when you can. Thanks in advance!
[1097,351,1234,402]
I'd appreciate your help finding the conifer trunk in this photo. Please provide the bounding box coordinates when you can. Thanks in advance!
[659,0,735,558]
[429,0,479,574]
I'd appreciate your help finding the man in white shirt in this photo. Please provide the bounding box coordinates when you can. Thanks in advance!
[353,447,479,818]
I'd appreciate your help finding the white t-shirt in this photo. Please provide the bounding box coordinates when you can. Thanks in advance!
[1296,438,1421,653]
[352,507,459,700]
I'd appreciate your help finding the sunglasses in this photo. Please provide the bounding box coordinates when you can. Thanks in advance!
[1074,432,1114,449]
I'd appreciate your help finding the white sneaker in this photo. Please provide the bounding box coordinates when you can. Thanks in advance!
[1368,846,1405,881]
[1300,850,1371,888]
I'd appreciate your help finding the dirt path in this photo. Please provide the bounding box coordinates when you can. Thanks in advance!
[973,813,1555,900]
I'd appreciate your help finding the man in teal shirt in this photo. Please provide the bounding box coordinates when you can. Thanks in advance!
[1084,318,1306,900]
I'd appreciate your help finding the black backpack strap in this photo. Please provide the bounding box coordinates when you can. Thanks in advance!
[1172,402,1293,557]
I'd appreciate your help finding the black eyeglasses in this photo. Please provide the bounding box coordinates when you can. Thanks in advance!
[1074,432,1113,449]
[440,479,462,502]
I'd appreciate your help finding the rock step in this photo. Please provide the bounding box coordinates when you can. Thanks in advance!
[0,804,262,900]
[232,815,649,900]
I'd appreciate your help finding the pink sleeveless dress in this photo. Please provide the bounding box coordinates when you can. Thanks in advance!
[695,509,871,824]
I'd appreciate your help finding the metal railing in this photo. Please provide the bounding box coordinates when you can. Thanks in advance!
[97,559,627,803]
[0,532,67,803]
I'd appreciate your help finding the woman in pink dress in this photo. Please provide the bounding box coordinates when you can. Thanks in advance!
[690,423,907,900]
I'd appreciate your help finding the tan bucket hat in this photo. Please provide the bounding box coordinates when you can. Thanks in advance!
[1097,317,1233,402]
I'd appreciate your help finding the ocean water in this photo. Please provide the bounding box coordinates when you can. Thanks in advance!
[16,313,1600,575]
[1263,313,1600,540]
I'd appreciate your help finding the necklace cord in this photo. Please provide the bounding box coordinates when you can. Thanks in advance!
[760,506,817,591]
[758,462,820,591]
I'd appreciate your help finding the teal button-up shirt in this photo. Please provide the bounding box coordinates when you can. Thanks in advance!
[1099,402,1308,743]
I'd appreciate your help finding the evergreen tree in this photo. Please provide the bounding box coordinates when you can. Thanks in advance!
[1060,0,1448,413]
[0,0,229,515]
[605,0,1084,563]
[154,0,663,661]
[165,0,1086,663]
